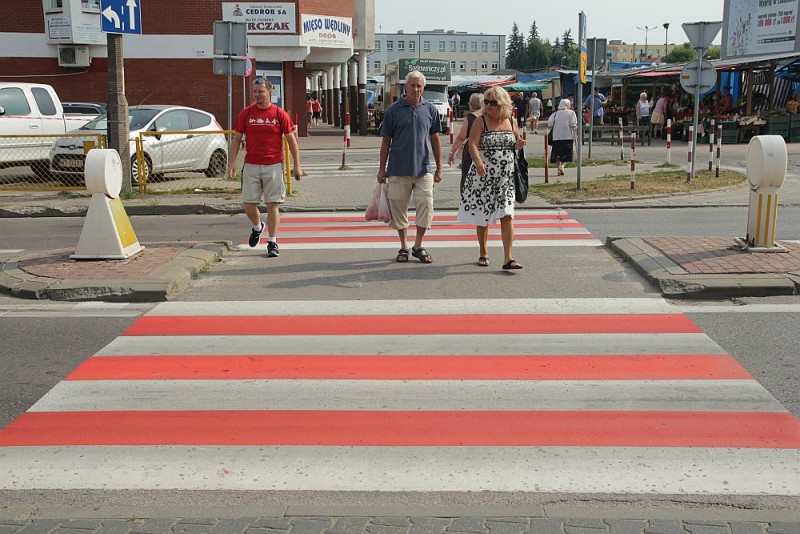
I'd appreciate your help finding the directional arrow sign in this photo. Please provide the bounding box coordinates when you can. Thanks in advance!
[100,0,142,35]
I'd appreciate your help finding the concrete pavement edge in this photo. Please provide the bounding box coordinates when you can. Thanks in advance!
[607,237,799,299]
[0,242,229,302]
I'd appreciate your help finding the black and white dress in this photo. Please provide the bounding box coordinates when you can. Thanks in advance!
[457,118,516,226]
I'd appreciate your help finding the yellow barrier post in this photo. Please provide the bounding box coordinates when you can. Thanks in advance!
[135,135,146,193]
[283,137,293,195]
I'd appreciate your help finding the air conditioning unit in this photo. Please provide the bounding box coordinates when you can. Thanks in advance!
[58,45,91,68]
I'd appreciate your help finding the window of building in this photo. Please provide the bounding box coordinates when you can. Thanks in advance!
[409,41,415,51]
[470,61,477,72]
[460,42,467,52]
[439,41,445,52]
[398,40,404,51]
[459,62,466,72]
[423,40,430,52]
[386,40,393,51]
[449,41,456,52]
[481,62,488,71]
[81,0,100,11]
[374,60,381,71]
[482,41,488,52]
[491,61,499,71]
[471,41,478,52]
[491,41,499,52]
[450,61,456,70]
[374,40,381,50]
[45,0,63,12]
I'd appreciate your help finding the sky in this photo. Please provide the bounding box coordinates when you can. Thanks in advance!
[374,0,726,47]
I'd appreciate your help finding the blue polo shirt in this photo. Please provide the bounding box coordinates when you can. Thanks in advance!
[380,97,441,177]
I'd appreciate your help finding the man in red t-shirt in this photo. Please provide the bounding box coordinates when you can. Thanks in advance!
[228,77,303,257]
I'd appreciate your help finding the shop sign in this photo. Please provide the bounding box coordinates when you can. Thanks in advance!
[301,14,353,47]
[222,3,295,34]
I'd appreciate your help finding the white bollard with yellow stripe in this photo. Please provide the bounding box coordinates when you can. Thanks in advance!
[736,135,787,252]
[71,149,144,260]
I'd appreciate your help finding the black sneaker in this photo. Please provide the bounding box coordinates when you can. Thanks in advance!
[267,241,280,257]
[248,222,264,247]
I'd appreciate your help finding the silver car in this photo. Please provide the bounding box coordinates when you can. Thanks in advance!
[49,105,228,184]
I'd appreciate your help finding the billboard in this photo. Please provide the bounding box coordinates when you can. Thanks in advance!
[723,0,799,58]
[398,58,451,82]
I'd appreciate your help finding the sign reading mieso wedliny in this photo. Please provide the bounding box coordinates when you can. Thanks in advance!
[398,58,451,82]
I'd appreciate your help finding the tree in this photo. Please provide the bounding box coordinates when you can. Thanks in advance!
[703,46,721,60]
[529,21,539,42]
[506,23,527,69]
[562,29,574,51]
[664,43,696,63]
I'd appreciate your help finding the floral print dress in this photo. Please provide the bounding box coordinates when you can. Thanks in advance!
[458,119,516,226]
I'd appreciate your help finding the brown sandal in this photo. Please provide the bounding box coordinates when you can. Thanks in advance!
[411,247,433,263]
[478,256,489,267]
[396,249,409,263]
[502,259,523,270]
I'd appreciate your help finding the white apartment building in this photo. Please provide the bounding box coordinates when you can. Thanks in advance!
[367,29,506,77]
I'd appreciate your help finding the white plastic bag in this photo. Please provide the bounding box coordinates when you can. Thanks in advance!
[365,181,391,223]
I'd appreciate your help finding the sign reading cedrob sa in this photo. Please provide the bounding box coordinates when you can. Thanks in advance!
[222,2,296,34]
[301,14,353,47]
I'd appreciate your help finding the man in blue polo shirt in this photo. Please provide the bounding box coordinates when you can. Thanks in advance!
[377,70,443,264]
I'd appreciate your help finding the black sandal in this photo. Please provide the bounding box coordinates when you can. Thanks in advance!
[411,247,433,263]
[396,249,409,263]
[478,256,489,267]
[502,259,523,270]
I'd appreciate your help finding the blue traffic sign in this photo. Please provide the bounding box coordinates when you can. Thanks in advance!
[100,0,141,35]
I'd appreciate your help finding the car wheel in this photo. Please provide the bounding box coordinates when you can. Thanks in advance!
[204,149,227,178]
[131,155,152,185]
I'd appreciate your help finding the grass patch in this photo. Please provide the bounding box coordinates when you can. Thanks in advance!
[531,169,746,202]
[655,162,681,169]
[527,157,620,168]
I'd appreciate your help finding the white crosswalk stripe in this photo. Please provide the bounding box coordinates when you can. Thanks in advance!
[0,298,798,494]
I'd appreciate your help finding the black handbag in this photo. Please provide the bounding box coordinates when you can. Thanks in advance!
[514,147,528,203]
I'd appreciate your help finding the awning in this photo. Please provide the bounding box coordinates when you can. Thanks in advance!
[504,82,548,91]
[632,70,681,77]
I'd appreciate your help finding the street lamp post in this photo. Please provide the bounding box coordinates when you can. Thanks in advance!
[663,23,670,57]
[636,25,657,60]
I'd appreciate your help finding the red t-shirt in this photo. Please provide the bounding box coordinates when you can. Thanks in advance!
[233,104,294,165]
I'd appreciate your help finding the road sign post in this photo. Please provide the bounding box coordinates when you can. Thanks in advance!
[213,21,248,130]
[681,21,723,182]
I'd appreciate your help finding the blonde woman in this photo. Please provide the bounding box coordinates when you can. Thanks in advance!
[458,86,526,270]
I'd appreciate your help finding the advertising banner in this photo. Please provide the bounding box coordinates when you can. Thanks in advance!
[301,14,353,47]
[726,0,798,57]
[222,3,296,34]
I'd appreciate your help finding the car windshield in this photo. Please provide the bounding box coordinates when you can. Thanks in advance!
[80,108,160,131]
[423,91,447,103]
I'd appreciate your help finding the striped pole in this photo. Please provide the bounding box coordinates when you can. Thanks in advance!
[687,125,694,183]
[666,119,672,164]
[708,119,715,172]
[339,113,351,170]
[294,113,299,137]
[544,127,550,184]
[619,117,624,160]
[449,109,454,145]
[345,112,351,148]
[715,123,722,178]
[630,132,637,190]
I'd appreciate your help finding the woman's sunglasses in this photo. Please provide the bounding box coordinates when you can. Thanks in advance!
[484,99,499,107]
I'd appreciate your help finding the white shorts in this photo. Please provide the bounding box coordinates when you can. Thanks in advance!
[241,163,286,204]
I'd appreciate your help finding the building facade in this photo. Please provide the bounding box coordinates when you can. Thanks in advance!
[607,40,683,63]
[0,1,371,137]
[367,29,505,77]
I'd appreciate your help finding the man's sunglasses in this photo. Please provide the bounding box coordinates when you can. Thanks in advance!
[253,77,269,86]
[484,99,499,107]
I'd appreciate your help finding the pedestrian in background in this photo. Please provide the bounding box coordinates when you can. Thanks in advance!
[311,95,322,126]
[528,91,542,133]
[650,89,669,139]
[548,98,578,177]
[228,76,303,258]
[512,91,528,129]
[459,86,526,270]
[583,87,606,139]
[448,92,484,192]
[377,70,443,264]
[635,92,651,127]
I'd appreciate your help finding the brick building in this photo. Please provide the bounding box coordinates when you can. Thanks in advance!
[0,0,361,137]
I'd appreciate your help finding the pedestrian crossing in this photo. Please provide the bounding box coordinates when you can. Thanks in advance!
[0,298,798,494]
[239,210,601,249]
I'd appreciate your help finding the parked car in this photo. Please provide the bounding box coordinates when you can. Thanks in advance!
[0,83,97,178]
[49,105,228,184]
[61,102,107,116]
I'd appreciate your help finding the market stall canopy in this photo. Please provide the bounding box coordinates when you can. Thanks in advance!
[504,82,548,91]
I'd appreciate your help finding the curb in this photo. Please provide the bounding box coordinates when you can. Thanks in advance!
[0,242,229,302]
[607,236,799,299]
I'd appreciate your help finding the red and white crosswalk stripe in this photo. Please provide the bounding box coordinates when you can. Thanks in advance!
[1,299,798,493]
[240,210,601,249]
